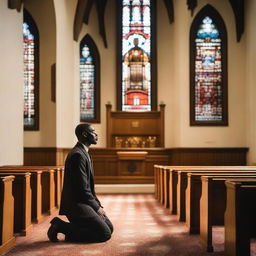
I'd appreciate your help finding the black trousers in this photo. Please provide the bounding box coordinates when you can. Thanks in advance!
[58,210,113,243]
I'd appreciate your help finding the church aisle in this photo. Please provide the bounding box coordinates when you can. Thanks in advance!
[3,194,254,256]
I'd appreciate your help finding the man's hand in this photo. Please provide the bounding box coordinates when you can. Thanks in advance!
[97,207,106,220]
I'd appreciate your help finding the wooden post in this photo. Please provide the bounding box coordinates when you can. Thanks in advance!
[106,103,112,148]
[0,176,15,255]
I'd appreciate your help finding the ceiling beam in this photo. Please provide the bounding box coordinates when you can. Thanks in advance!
[73,0,88,41]
[8,0,23,12]
[163,0,174,23]
[229,0,244,42]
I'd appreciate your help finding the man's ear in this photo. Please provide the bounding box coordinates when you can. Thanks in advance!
[82,131,87,138]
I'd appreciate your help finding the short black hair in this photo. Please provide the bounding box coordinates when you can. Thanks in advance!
[75,123,91,140]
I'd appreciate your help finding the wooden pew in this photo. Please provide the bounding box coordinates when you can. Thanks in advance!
[175,166,256,222]
[0,172,32,236]
[225,180,256,256]
[155,165,169,203]
[162,166,208,214]
[186,172,256,234]
[156,165,256,210]
[0,176,15,255]
[166,166,222,215]
[1,166,57,215]
[0,168,43,224]
[200,176,256,252]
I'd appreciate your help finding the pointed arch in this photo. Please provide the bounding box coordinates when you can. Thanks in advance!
[23,8,40,130]
[190,4,228,126]
[80,34,101,123]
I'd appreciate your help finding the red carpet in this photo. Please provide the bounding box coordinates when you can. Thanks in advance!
[3,194,256,256]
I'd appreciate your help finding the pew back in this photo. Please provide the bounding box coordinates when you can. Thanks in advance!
[200,176,256,252]
[225,180,256,256]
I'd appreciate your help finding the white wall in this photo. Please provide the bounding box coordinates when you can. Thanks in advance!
[24,0,57,147]
[77,0,116,147]
[54,0,248,149]
[54,0,78,147]
[1,0,252,163]
[245,0,256,163]
[161,0,247,148]
[0,0,23,165]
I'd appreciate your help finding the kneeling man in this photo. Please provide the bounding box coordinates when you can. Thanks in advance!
[47,124,113,242]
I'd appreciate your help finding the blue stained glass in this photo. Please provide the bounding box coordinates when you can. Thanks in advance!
[197,17,219,39]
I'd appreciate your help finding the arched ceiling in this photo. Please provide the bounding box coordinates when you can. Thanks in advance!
[7,0,244,45]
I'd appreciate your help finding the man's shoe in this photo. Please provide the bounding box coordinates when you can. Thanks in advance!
[47,217,61,242]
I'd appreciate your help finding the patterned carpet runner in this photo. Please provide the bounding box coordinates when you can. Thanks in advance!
[3,194,256,256]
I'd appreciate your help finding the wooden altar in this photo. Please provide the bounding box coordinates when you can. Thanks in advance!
[98,104,167,183]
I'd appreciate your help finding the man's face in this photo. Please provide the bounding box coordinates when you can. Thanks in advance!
[83,126,98,145]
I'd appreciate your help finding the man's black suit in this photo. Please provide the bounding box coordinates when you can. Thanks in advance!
[59,142,113,242]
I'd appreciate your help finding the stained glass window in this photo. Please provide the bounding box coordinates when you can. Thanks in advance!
[23,10,39,130]
[118,0,156,111]
[190,5,227,125]
[80,35,100,123]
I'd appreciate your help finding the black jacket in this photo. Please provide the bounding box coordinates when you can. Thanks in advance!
[59,142,101,218]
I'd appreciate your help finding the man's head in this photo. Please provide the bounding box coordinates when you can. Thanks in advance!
[75,123,98,146]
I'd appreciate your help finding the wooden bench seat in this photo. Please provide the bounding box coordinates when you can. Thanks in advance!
[225,180,256,256]
[160,166,212,214]
[200,176,256,252]
[165,166,256,214]
[174,166,256,221]
[0,176,15,255]
[0,172,32,236]
[185,172,256,234]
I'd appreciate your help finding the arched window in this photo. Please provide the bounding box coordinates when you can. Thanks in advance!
[190,5,228,126]
[80,34,100,123]
[23,9,39,130]
[117,0,157,111]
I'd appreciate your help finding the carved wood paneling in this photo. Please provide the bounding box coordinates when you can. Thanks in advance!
[24,147,248,184]
[106,104,165,148]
